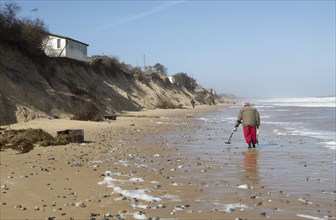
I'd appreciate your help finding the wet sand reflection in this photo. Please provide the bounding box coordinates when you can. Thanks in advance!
[243,149,259,184]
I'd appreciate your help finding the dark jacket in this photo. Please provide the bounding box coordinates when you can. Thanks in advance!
[235,105,260,128]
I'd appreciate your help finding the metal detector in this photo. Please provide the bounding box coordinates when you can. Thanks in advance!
[225,131,234,144]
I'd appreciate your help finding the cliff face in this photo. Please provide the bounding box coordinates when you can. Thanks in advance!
[0,43,215,125]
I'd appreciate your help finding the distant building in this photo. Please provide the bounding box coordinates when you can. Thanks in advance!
[44,34,89,61]
[168,76,175,84]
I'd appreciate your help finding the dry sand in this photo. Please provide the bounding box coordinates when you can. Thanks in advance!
[1,104,335,220]
[0,105,219,220]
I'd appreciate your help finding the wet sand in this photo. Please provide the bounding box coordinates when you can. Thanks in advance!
[1,104,335,220]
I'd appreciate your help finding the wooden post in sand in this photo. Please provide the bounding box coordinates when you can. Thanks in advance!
[57,129,84,143]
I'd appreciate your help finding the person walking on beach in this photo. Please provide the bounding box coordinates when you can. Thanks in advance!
[191,99,196,108]
[233,102,260,148]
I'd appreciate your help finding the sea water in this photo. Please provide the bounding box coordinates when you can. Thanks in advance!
[175,96,336,217]
[250,96,336,150]
[168,96,335,192]
[195,96,336,150]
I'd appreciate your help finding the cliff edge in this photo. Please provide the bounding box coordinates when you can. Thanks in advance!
[0,43,217,125]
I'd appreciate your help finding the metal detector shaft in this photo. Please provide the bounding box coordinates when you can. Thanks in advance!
[225,131,234,144]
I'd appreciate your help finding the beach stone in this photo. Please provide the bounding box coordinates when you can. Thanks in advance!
[229,208,236,212]
[104,213,114,218]
[250,192,262,199]
[134,211,147,218]
[157,204,166,208]
[131,198,139,203]
[114,214,123,219]
[90,213,100,218]
[75,201,86,208]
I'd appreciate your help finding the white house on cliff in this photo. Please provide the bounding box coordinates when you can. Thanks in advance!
[44,34,89,61]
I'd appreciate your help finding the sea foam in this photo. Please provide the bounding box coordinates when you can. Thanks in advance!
[256,96,336,108]
[98,176,161,202]
[319,141,336,150]
[296,214,327,220]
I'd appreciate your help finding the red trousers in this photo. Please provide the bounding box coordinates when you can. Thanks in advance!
[243,126,257,145]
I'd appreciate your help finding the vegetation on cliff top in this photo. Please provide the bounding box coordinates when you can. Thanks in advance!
[0,2,48,56]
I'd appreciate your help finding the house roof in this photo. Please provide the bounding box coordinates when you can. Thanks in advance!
[48,33,89,46]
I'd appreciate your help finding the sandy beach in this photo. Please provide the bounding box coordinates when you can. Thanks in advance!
[1,104,335,220]
[0,105,222,220]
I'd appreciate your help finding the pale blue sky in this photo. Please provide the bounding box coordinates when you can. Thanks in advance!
[11,0,336,97]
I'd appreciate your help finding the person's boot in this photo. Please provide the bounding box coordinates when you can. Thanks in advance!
[252,143,256,148]
[248,143,251,148]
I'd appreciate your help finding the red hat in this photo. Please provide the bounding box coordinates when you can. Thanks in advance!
[244,102,251,106]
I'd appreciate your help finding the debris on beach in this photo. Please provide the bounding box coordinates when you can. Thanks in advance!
[104,115,117,120]
[296,214,328,220]
[214,203,249,213]
[0,128,69,153]
[56,129,84,143]
[133,211,149,219]
[237,184,253,189]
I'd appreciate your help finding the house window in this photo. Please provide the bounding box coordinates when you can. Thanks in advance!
[57,39,61,48]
